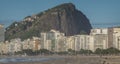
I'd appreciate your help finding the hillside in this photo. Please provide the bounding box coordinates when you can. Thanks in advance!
[5,3,92,40]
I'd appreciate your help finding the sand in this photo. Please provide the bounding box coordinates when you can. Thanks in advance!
[1,55,120,64]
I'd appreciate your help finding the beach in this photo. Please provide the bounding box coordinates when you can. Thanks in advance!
[1,55,120,64]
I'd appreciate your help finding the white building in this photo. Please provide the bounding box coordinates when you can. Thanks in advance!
[22,39,31,50]
[40,33,47,49]
[30,37,41,51]
[77,35,94,51]
[56,36,66,52]
[65,35,94,51]
[90,28,108,35]
[40,29,65,52]
[44,40,51,51]
[90,28,108,51]
[93,34,108,51]
[0,42,9,54]
[0,24,4,42]
[9,38,22,52]
[41,30,64,52]
[8,42,15,54]
[112,27,120,50]
[66,36,75,51]
[14,43,22,52]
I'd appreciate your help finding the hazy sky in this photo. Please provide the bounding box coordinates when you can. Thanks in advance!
[0,0,120,28]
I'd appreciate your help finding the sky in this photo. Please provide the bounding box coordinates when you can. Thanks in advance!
[0,0,120,28]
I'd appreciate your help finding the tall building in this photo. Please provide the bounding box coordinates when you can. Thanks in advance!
[10,38,22,53]
[0,24,4,42]
[32,37,41,51]
[93,34,108,51]
[40,33,47,49]
[40,29,65,52]
[43,40,51,51]
[77,35,94,51]
[108,28,113,48]
[65,35,94,51]
[112,27,120,50]
[90,28,108,51]
[66,36,75,51]
[108,27,120,49]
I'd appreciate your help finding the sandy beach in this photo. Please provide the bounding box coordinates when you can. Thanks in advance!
[1,55,120,64]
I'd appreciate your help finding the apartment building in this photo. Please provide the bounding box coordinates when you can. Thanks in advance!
[0,24,4,42]
[107,27,120,49]
[66,36,75,51]
[76,35,94,51]
[90,28,108,51]
[41,29,65,52]
[1,27,120,54]
[112,27,120,50]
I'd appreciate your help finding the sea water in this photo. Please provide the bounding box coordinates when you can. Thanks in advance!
[0,57,59,63]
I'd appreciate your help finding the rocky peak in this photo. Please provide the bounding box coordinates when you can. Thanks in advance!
[53,3,75,11]
[5,3,92,40]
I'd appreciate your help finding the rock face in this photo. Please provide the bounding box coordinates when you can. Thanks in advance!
[5,3,92,40]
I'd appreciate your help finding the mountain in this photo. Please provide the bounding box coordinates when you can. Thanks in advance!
[5,3,92,40]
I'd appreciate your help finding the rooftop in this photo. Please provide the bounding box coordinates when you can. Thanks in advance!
[0,24,4,28]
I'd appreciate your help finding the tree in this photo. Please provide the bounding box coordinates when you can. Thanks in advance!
[67,49,75,55]
[80,30,87,35]
[68,49,73,52]
[79,49,93,55]
[94,48,103,55]
[106,47,120,55]
[94,47,120,55]
[22,49,33,55]
[39,49,52,54]
[57,51,68,55]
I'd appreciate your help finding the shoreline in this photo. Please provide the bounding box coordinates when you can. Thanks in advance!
[1,55,120,64]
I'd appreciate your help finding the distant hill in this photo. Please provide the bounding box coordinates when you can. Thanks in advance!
[5,3,92,40]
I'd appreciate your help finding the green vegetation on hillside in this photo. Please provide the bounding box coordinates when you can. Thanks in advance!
[5,3,92,41]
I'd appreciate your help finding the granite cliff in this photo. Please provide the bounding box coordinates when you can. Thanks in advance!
[5,3,92,40]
